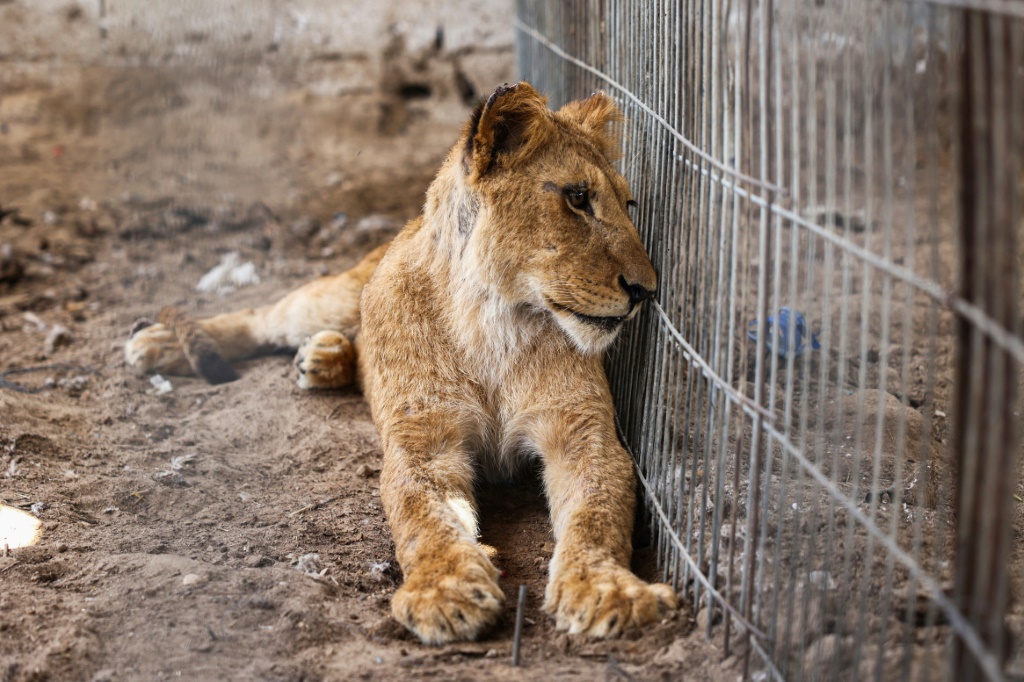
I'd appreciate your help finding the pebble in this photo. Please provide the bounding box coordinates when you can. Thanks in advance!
[803,635,842,674]
[182,573,205,586]
[244,554,273,568]
[695,606,722,631]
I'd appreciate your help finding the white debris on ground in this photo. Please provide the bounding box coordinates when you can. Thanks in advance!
[354,214,396,232]
[22,312,47,331]
[368,560,390,579]
[55,375,90,392]
[152,469,186,486]
[149,375,173,394]
[808,570,837,591]
[293,553,328,579]
[44,324,72,354]
[196,252,260,294]
[16,313,75,356]
[170,453,197,471]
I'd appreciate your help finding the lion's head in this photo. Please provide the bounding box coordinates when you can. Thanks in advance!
[455,82,656,354]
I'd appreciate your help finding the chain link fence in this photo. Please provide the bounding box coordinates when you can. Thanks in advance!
[516,1,1022,679]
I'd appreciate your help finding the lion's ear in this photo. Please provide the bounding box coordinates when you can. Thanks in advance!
[464,82,553,179]
[558,92,624,160]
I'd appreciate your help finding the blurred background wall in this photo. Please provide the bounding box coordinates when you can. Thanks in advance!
[0,0,515,210]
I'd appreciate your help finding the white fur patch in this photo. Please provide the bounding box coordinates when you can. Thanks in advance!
[447,496,479,538]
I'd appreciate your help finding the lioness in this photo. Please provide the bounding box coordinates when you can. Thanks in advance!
[125,82,678,643]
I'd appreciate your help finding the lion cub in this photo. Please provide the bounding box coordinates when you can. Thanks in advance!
[125,82,677,644]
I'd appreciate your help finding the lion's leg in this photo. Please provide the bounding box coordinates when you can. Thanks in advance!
[379,412,505,645]
[531,405,678,637]
[125,244,388,377]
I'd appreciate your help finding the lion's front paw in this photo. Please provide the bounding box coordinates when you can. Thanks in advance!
[544,560,677,637]
[124,321,191,375]
[391,548,504,645]
[294,331,356,390]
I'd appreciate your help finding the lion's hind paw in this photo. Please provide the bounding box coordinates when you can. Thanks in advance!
[294,330,356,390]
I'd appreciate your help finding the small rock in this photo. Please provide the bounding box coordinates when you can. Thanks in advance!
[653,638,689,665]
[244,554,272,568]
[884,366,902,396]
[355,464,377,478]
[182,573,205,586]
[244,596,277,610]
[288,218,319,240]
[719,522,743,549]
[803,634,842,675]
[695,606,722,631]
[781,584,836,646]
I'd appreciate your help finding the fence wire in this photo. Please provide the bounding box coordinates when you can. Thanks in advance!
[516,1,1022,680]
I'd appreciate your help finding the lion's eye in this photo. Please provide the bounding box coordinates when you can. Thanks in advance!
[565,187,590,210]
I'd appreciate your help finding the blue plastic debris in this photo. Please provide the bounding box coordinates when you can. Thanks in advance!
[748,307,821,358]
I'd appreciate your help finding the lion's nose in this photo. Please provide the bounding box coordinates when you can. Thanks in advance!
[619,275,655,307]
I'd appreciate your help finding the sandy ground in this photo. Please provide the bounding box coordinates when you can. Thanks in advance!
[0,70,738,682]
[2,54,1022,682]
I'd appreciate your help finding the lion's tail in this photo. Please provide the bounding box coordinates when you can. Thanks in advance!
[157,306,239,385]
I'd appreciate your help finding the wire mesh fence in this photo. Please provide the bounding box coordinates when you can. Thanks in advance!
[516,1,1022,680]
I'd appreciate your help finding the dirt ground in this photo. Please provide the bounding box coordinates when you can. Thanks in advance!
[0,69,738,682]
[2,44,1023,682]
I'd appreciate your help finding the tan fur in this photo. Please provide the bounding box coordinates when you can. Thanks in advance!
[125,82,677,644]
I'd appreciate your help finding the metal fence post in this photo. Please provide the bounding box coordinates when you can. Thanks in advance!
[953,9,1020,680]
